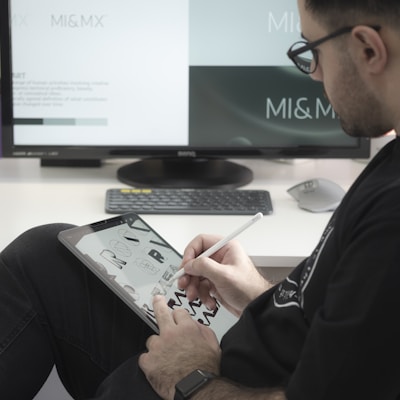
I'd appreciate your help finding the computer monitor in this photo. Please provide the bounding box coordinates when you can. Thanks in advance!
[0,0,370,188]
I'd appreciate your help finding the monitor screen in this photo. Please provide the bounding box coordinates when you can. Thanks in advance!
[0,0,370,188]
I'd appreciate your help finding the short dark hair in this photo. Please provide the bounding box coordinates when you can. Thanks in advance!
[304,0,400,29]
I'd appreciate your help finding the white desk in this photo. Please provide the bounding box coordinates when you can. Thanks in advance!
[0,157,366,270]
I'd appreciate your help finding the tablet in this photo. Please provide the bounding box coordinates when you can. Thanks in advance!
[58,213,237,341]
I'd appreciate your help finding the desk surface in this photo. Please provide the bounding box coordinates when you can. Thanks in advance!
[0,157,366,267]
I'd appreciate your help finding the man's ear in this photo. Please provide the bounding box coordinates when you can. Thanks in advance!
[350,26,387,74]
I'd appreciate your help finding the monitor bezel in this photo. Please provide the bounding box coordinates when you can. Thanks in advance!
[0,0,370,163]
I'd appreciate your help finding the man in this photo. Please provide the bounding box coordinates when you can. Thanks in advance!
[1,0,400,399]
[142,0,400,398]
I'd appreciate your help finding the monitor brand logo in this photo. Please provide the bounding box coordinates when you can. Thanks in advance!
[266,97,337,120]
[51,14,106,29]
[177,151,196,158]
[268,12,301,33]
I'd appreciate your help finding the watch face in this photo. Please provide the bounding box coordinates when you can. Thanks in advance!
[175,370,215,400]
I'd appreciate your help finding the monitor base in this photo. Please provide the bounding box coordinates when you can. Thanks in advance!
[117,158,253,189]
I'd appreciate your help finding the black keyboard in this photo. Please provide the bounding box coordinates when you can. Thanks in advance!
[105,188,273,215]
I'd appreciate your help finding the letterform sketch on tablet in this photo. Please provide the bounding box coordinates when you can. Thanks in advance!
[71,214,238,341]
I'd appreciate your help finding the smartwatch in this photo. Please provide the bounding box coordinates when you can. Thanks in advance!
[174,369,216,400]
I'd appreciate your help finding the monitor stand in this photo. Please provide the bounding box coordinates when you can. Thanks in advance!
[116,158,253,189]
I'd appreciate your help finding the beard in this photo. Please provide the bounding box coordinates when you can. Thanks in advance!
[324,59,393,139]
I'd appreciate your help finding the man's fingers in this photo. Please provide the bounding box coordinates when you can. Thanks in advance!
[153,295,191,329]
[152,295,174,329]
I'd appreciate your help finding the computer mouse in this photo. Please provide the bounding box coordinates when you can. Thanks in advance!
[287,178,346,213]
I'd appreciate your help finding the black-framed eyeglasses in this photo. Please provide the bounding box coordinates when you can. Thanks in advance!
[287,25,381,74]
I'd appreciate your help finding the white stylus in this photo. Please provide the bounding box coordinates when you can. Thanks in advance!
[169,212,264,283]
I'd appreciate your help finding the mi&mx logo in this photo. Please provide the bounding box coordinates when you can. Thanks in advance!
[12,14,29,27]
[51,14,107,29]
[266,97,338,120]
[268,11,301,34]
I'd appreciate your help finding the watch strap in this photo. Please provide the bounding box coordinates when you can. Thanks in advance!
[174,369,216,400]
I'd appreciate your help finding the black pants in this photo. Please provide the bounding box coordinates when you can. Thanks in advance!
[0,223,159,399]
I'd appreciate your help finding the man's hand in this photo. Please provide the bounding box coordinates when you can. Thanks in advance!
[178,235,272,316]
[138,295,221,400]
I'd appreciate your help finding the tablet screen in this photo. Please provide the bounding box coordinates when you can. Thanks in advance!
[58,213,237,341]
